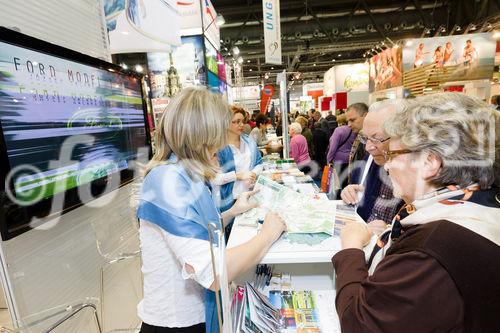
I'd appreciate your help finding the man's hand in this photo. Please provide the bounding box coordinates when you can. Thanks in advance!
[340,184,364,205]
[340,222,371,250]
[367,219,390,236]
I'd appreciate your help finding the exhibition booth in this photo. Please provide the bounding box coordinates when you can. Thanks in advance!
[0,0,498,332]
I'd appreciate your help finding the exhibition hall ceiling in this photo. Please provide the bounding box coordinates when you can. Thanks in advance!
[212,0,500,83]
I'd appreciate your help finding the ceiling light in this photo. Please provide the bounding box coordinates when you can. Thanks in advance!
[313,63,316,66]
[470,25,477,31]
[134,65,143,73]
[249,69,253,72]
[237,56,243,64]
[264,74,269,79]
[493,31,500,39]
[121,63,128,70]
[232,46,240,55]
[216,14,225,27]
[247,60,251,63]
[271,67,274,69]
[331,59,336,62]
[456,26,461,31]
[337,54,341,57]
[406,40,413,47]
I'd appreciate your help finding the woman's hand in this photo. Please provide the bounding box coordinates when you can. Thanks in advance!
[259,212,286,244]
[340,222,372,250]
[230,190,259,216]
[237,171,256,182]
[366,219,391,236]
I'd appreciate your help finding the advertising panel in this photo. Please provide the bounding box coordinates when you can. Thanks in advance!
[335,63,369,92]
[104,0,181,53]
[323,67,336,96]
[205,38,219,75]
[369,46,403,92]
[147,35,206,98]
[217,52,226,83]
[262,0,282,64]
[402,32,496,81]
[202,0,220,50]
[178,0,203,35]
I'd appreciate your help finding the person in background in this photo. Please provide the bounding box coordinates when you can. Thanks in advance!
[289,122,311,168]
[249,114,269,146]
[214,105,263,224]
[341,100,404,228]
[324,110,338,137]
[136,88,286,333]
[332,93,500,332]
[490,95,500,111]
[311,121,329,170]
[242,109,252,135]
[307,108,316,129]
[326,123,356,190]
[345,103,369,184]
[248,110,259,128]
[336,113,347,126]
[269,102,276,127]
[295,116,314,158]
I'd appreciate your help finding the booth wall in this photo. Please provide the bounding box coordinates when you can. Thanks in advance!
[0,0,110,61]
[1,184,142,332]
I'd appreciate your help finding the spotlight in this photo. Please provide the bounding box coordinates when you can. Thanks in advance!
[216,14,225,26]
[134,65,143,73]
[237,56,243,64]
[232,46,240,55]
[406,40,413,47]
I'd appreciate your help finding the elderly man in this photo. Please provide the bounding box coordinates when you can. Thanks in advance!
[341,100,404,230]
[332,93,500,332]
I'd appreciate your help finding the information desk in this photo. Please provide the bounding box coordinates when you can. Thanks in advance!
[227,202,345,331]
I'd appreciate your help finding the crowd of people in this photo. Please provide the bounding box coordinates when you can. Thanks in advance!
[134,87,499,333]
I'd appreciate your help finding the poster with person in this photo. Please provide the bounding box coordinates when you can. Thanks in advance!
[368,46,403,92]
[402,32,496,81]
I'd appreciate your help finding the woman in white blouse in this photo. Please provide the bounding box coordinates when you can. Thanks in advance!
[214,106,263,217]
[136,88,285,333]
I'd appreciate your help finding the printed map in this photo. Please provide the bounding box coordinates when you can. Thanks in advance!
[252,176,336,235]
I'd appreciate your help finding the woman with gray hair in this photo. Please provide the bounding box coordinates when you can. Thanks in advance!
[331,93,500,332]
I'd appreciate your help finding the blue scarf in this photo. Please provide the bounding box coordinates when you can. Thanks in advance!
[216,134,262,212]
[137,154,222,333]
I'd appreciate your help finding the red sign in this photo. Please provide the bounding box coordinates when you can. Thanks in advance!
[260,85,274,113]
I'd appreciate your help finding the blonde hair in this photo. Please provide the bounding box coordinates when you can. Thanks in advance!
[145,88,231,181]
[295,116,308,130]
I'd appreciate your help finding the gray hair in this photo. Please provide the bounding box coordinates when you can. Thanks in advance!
[347,102,368,116]
[384,92,498,189]
[289,122,302,134]
[368,99,406,113]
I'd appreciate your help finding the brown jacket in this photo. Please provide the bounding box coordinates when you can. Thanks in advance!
[332,220,500,332]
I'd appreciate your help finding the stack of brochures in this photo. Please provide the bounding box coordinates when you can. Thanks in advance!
[231,282,281,333]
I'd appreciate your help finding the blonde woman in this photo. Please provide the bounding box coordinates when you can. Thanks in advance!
[136,88,285,333]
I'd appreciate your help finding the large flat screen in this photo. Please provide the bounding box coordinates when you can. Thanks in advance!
[0,27,151,240]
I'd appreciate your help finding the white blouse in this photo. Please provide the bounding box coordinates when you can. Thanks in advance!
[137,220,219,328]
[214,137,263,199]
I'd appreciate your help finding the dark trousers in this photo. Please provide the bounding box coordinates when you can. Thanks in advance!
[139,322,205,333]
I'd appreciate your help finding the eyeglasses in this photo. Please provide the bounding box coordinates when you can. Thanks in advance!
[231,120,244,125]
[383,149,415,162]
[358,133,390,145]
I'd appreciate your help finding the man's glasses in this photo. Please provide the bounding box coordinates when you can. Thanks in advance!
[358,133,390,145]
[383,149,415,162]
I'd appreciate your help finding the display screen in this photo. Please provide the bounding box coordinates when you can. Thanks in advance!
[0,28,150,239]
